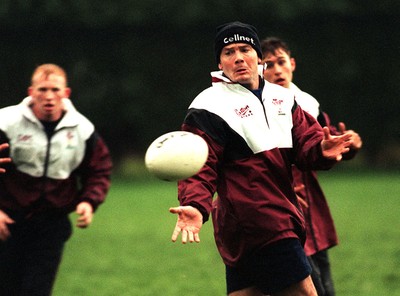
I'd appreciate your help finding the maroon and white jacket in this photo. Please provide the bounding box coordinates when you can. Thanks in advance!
[0,97,112,217]
[177,72,337,267]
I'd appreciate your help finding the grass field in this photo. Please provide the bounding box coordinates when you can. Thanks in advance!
[53,169,400,296]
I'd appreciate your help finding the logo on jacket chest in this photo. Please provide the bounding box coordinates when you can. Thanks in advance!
[272,98,286,115]
[17,134,33,143]
[66,131,76,149]
[234,105,253,118]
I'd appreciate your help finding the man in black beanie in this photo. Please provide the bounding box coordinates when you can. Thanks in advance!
[214,21,263,63]
[170,21,352,296]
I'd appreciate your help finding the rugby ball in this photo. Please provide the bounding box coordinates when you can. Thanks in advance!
[144,131,209,181]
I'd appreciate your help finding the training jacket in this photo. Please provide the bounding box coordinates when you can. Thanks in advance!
[177,71,337,267]
[290,83,358,256]
[0,97,112,217]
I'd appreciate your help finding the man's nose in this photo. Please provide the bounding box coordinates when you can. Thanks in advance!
[234,52,244,62]
[274,65,282,73]
[44,90,56,98]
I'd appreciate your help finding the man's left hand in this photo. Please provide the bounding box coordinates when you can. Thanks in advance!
[76,201,94,228]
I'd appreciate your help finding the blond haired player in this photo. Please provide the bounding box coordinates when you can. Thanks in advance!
[0,64,112,295]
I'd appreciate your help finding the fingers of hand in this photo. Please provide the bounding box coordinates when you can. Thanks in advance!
[0,224,11,241]
[0,157,11,164]
[322,126,330,139]
[338,122,346,133]
[76,221,89,228]
[182,229,188,244]
[171,227,200,244]
[294,184,305,192]
[171,226,181,242]
[169,207,181,215]
[297,196,309,208]
[0,143,9,150]
[182,230,199,244]
[76,213,92,228]
[188,230,194,243]
[354,138,363,149]
[349,133,363,149]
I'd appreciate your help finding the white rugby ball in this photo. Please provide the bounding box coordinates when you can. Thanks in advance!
[144,131,209,181]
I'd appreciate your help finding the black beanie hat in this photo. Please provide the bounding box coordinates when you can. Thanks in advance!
[214,21,262,63]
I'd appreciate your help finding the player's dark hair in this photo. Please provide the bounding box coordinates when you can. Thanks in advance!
[260,37,291,59]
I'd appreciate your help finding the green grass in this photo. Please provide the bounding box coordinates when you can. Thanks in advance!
[318,170,400,296]
[53,170,400,296]
[53,179,224,296]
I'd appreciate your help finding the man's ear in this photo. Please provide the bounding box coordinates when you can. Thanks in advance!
[290,57,296,72]
[218,63,223,70]
[64,87,72,98]
[27,87,33,96]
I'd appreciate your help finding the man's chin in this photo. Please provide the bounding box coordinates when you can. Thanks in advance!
[235,76,252,85]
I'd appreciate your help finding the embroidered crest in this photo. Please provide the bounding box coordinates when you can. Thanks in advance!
[272,98,286,115]
[234,105,253,118]
[17,134,33,142]
[66,131,75,149]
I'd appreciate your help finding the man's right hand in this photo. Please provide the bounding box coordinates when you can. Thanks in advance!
[169,206,203,244]
[321,126,352,161]
[0,210,15,241]
[0,143,12,173]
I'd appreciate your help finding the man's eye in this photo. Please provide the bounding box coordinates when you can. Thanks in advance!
[37,87,60,92]
[266,62,274,68]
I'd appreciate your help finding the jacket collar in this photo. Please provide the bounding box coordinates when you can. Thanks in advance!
[20,96,80,129]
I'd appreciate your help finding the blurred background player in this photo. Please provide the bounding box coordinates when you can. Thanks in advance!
[0,64,112,295]
[261,37,362,296]
[169,21,354,296]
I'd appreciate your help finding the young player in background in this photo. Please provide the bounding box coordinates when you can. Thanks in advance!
[261,37,363,296]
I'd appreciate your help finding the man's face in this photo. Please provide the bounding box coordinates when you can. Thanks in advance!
[218,43,261,90]
[28,74,71,122]
[261,48,295,89]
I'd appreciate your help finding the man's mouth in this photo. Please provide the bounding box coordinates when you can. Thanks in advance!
[275,78,285,85]
[44,104,54,111]
[236,68,248,74]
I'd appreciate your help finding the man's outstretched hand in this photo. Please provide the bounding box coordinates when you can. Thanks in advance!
[321,126,352,161]
[169,206,203,244]
[338,122,363,150]
[0,143,11,173]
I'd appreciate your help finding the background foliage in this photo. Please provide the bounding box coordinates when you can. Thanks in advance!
[0,1,399,168]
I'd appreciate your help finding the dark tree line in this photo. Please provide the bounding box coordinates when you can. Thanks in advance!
[0,1,399,168]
